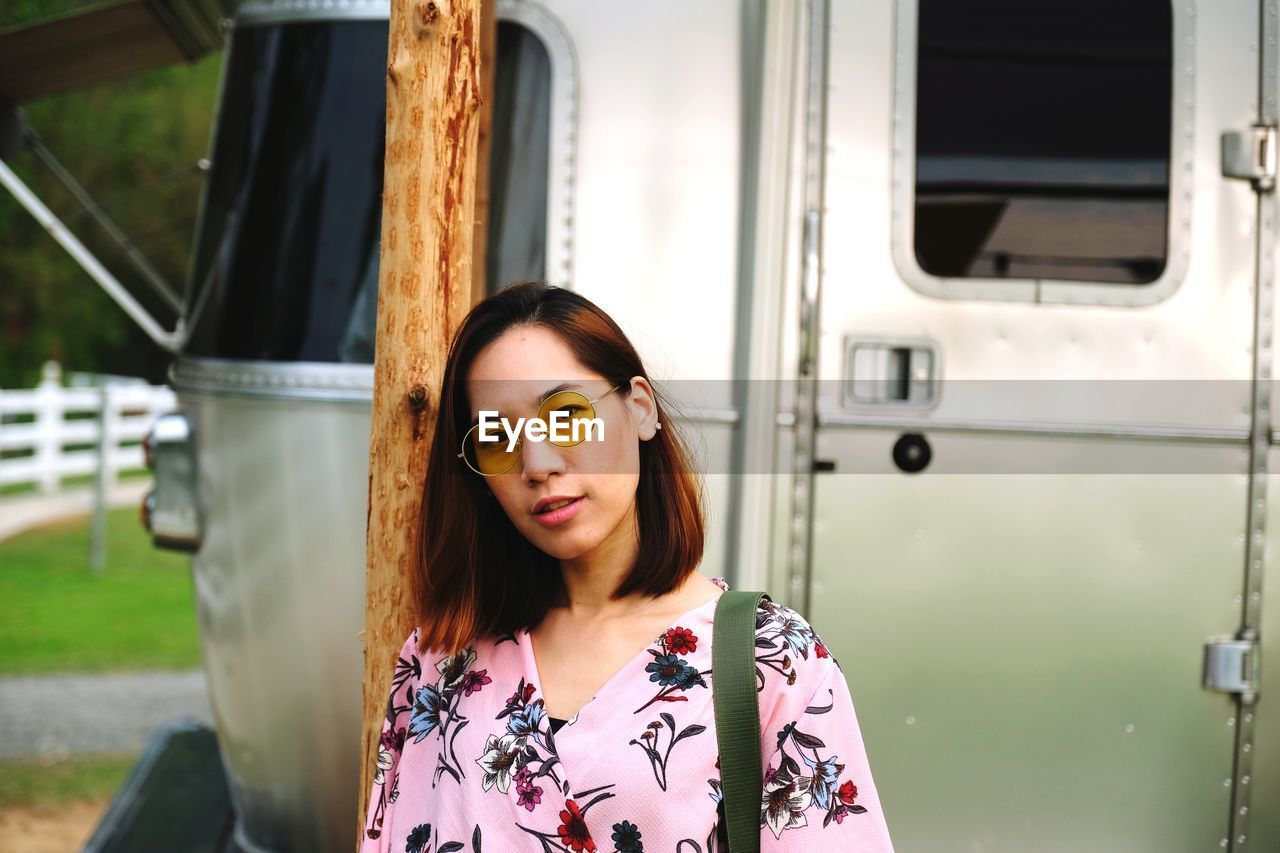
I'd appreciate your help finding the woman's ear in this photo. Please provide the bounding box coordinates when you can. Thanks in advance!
[624,376,661,441]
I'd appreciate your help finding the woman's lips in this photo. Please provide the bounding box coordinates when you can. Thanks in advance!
[532,496,584,528]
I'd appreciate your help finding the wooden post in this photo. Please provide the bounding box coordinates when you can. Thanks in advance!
[472,0,496,303]
[356,0,494,844]
[90,382,111,574]
[34,361,62,495]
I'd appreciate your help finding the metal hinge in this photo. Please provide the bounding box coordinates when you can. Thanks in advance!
[1222,125,1278,192]
[1203,636,1260,702]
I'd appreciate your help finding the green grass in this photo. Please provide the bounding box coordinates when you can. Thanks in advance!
[0,753,140,807]
[0,508,200,674]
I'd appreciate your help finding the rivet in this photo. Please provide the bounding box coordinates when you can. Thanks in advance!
[905,715,916,726]
[1229,717,1237,727]
[1124,723,1135,733]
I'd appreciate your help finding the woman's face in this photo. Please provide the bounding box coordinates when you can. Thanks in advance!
[465,325,660,564]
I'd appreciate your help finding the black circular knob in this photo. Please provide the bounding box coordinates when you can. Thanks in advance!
[892,433,931,474]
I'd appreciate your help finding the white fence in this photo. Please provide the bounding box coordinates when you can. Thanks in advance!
[0,361,177,494]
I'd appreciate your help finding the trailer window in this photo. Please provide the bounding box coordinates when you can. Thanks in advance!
[910,0,1172,287]
[185,20,551,363]
[335,22,551,362]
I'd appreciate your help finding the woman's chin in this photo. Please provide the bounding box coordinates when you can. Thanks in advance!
[531,535,596,562]
[540,537,593,558]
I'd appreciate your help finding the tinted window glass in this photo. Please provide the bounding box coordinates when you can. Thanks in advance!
[913,0,1172,285]
[185,20,550,363]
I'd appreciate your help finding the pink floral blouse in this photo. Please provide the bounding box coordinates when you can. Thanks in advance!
[360,577,895,852]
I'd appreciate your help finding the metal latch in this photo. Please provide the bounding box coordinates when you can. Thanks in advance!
[1222,125,1278,192]
[1203,637,1259,701]
[844,337,938,407]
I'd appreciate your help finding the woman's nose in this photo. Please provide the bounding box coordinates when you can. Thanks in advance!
[519,433,567,482]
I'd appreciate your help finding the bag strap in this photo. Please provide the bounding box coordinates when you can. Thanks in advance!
[713,590,769,853]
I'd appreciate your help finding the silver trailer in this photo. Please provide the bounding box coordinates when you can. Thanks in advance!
[8,0,1276,850]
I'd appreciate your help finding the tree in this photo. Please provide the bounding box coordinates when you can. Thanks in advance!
[0,0,219,387]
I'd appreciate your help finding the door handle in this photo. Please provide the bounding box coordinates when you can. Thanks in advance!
[843,338,938,406]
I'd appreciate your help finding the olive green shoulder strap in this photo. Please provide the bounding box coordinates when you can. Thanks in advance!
[712,590,768,853]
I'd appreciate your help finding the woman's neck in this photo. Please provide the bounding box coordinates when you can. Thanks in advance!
[558,532,645,617]
[552,506,717,622]
[555,507,645,618]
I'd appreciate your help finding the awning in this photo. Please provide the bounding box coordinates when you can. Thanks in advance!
[0,0,236,104]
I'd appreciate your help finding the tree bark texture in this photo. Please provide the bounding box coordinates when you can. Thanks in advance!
[356,0,492,844]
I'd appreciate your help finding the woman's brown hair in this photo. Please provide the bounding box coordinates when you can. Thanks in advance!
[411,282,705,655]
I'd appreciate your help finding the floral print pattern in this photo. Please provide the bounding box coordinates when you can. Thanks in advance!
[634,623,709,714]
[361,578,894,852]
[629,712,708,790]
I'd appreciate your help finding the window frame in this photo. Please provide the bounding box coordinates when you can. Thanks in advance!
[182,0,579,362]
[889,0,1194,307]
[498,0,578,289]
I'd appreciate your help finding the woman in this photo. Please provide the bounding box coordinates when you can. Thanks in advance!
[361,282,894,852]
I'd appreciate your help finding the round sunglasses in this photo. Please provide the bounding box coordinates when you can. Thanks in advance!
[457,385,626,476]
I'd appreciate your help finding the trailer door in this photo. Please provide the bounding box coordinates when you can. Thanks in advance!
[804,1,1263,849]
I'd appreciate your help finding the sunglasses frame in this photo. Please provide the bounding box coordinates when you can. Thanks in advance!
[457,384,627,476]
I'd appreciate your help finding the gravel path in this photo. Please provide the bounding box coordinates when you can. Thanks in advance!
[0,669,213,760]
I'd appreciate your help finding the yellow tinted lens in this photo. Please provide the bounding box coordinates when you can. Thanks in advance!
[462,422,518,475]
[539,391,596,447]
